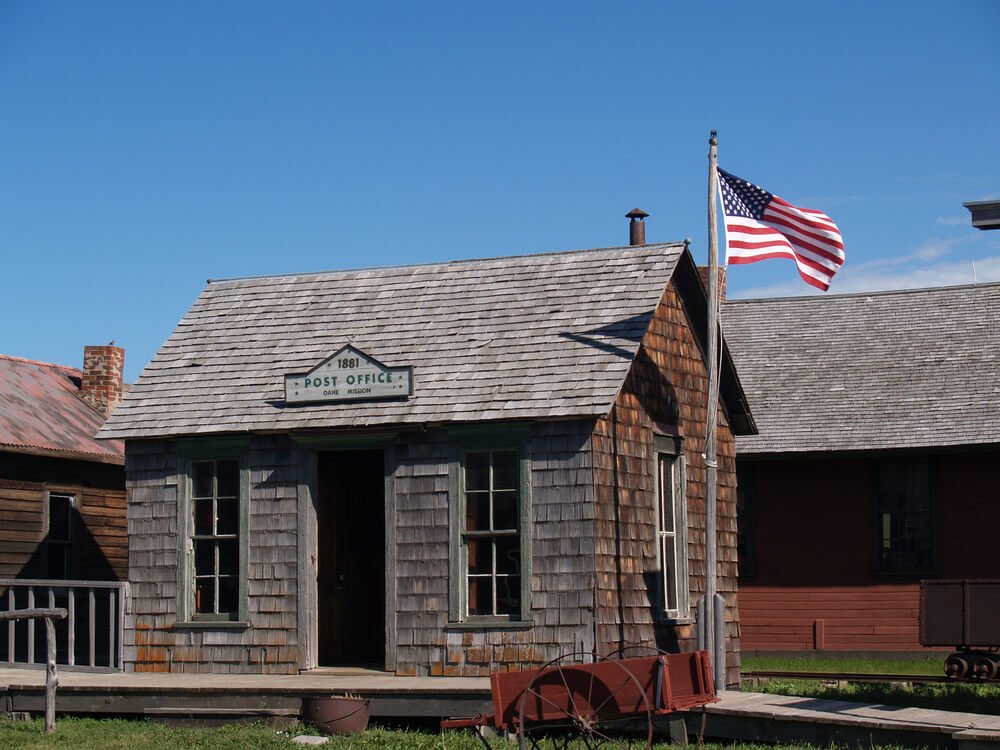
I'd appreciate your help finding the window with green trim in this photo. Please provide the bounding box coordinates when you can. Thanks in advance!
[191,459,241,617]
[177,442,249,625]
[463,449,522,618]
[449,432,531,626]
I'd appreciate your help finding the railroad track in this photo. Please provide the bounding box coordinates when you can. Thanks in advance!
[743,670,1000,686]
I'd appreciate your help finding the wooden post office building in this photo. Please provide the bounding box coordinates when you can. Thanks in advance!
[99,242,755,683]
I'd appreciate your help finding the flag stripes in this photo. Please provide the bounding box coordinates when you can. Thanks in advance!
[718,167,845,291]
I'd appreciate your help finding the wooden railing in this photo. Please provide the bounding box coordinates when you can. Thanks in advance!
[0,579,128,671]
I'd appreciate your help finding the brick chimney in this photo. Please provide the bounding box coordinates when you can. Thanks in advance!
[80,344,125,416]
[698,266,727,299]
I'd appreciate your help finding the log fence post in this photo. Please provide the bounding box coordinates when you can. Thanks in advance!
[0,607,68,733]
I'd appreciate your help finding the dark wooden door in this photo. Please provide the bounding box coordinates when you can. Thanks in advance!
[317,450,386,666]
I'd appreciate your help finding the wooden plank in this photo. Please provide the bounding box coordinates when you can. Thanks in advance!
[741,615,918,627]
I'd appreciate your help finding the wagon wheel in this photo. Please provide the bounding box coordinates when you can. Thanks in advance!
[603,644,670,660]
[516,652,653,750]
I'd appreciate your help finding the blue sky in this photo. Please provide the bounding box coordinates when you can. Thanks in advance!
[2,1,998,383]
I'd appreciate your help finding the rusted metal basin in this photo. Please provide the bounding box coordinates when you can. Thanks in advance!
[302,695,371,735]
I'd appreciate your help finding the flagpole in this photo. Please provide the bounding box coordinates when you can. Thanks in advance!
[705,130,724,690]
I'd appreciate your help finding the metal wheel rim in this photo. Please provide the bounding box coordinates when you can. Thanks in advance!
[515,652,653,750]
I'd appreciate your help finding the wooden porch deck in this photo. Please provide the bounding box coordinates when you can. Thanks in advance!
[3,667,1000,748]
[690,691,1000,750]
[0,665,492,721]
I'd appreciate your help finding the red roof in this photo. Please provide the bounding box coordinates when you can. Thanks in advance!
[0,354,124,463]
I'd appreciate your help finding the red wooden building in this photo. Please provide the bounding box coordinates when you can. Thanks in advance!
[725,283,1000,653]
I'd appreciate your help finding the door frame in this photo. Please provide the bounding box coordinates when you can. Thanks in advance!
[294,433,397,672]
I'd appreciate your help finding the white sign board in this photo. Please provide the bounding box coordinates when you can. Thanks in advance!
[285,345,413,404]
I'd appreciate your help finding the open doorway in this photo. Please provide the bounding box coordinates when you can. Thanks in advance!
[317,449,386,667]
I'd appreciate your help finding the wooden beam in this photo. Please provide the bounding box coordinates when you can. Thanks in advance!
[0,607,68,622]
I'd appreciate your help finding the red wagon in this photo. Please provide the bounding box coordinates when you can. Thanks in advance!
[442,649,718,749]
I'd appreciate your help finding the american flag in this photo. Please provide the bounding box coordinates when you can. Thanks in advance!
[717,167,845,291]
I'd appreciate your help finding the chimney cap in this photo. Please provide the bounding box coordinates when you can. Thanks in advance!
[626,208,650,219]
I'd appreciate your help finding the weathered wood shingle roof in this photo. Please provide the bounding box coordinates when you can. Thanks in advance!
[724,282,1000,455]
[101,244,696,440]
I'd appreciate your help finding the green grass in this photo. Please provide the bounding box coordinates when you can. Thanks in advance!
[0,716,313,750]
[0,718,909,750]
[742,654,943,676]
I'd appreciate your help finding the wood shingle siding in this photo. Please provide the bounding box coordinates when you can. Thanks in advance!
[593,281,741,685]
[127,437,303,673]
[394,421,598,676]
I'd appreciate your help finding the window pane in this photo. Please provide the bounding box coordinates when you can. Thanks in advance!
[492,451,518,490]
[497,576,520,616]
[194,540,216,576]
[189,455,243,620]
[468,577,493,616]
[664,537,678,610]
[192,462,214,498]
[465,453,490,492]
[195,578,215,614]
[217,460,240,498]
[467,538,492,574]
[877,460,933,572]
[218,576,239,615]
[48,495,72,542]
[218,539,239,575]
[47,545,68,579]
[194,498,214,536]
[465,493,489,531]
[495,536,520,575]
[659,456,675,533]
[493,491,518,531]
[462,447,523,620]
[216,498,238,536]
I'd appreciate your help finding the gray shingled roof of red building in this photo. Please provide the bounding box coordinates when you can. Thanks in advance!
[0,355,124,462]
[724,282,1000,454]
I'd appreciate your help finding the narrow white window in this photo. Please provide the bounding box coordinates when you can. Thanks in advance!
[656,436,689,619]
